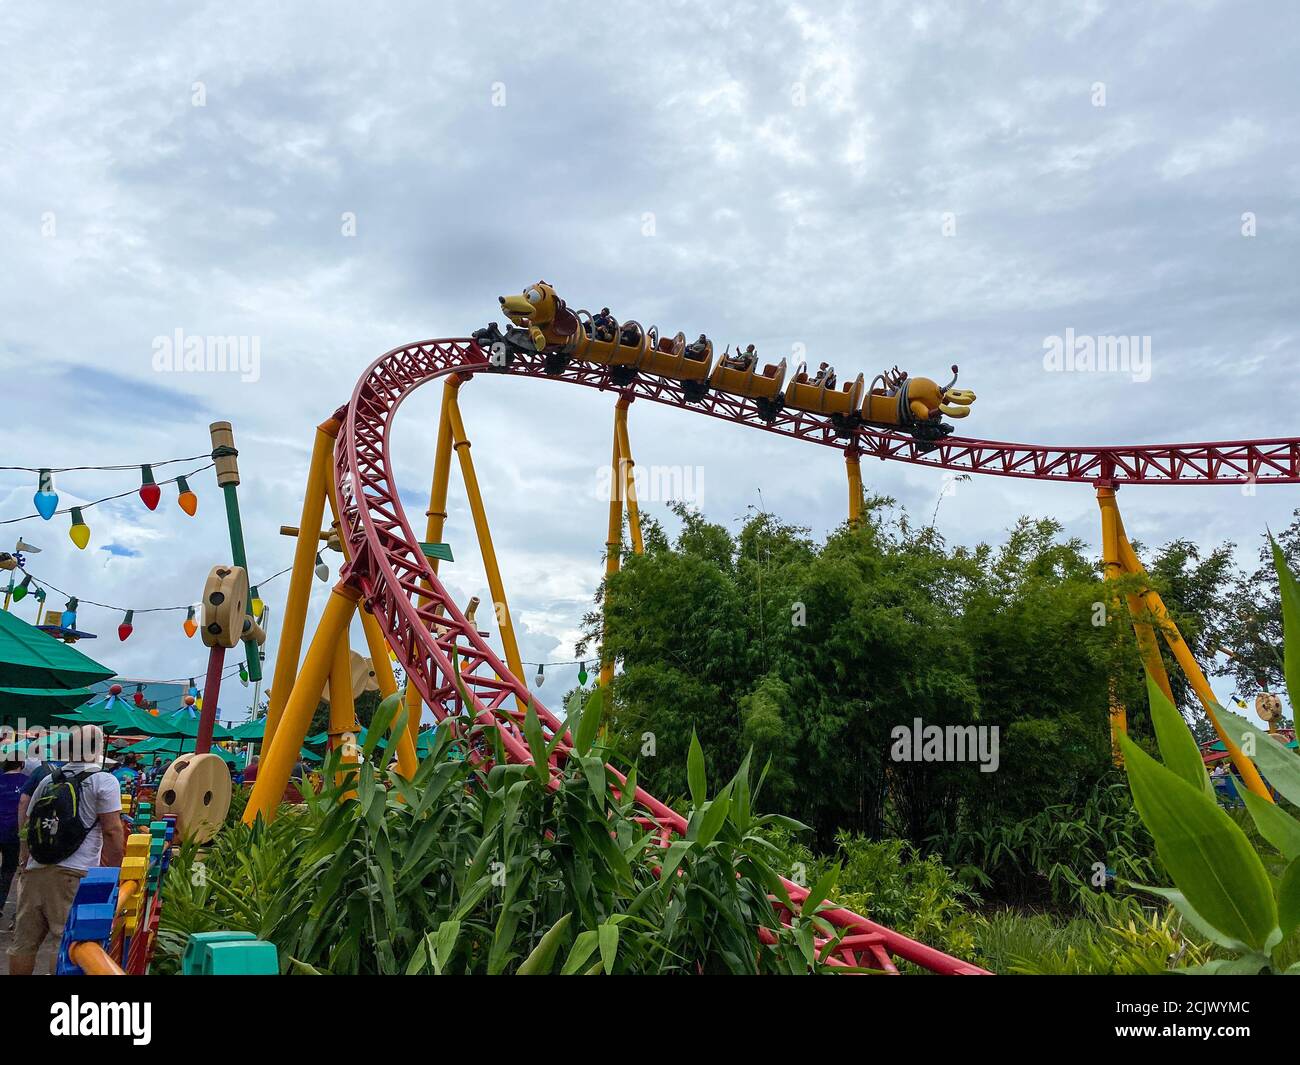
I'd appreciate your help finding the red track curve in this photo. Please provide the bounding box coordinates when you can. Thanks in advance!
[333,336,1296,975]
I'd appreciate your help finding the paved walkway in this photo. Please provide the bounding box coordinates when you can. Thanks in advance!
[1,876,61,975]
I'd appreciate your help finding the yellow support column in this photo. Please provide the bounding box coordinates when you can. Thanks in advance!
[1114,527,1272,802]
[265,416,338,751]
[600,414,625,688]
[360,608,417,777]
[245,583,360,825]
[405,379,459,744]
[445,390,527,707]
[327,628,359,797]
[1097,487,1130,763]
[322,446,419,778]
[613,399,643,555]
[845,448,863,524]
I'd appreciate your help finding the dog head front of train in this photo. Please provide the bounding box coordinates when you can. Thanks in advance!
[499,281,561,330]
[907,365,976,422]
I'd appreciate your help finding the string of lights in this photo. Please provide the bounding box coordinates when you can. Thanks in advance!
[2,462,214,529]
[0,454,211,474]
[9,565,291,616]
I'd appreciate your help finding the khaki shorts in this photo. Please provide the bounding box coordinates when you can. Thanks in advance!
[8,865,85,957]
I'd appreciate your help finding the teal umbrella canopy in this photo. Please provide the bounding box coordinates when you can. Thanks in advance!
[0,685,94,724]
[118,735,245,768]
[227,717,266,741]
[0,609,114,692]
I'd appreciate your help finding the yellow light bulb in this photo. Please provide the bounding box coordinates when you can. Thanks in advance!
[69,507,90,550]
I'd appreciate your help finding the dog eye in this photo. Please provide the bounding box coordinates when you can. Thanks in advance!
[526,288,542,304]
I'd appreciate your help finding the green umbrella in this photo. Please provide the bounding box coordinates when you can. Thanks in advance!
[0,608,115,691]
[118,735,246,768]
[227,717,266,741]
[0,685,94,723]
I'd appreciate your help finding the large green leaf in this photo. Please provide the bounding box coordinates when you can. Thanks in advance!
[1279,857,1300,940]
[1241,789,1300,861]
[687,729,706,807]
[1216,705,1300,808]
[1120,733,1277,951]
[1271,535,1300,713]
[1145,669,1212,799]
[574,686,603,756]
[521,701,550,787]
[1130,884,1250,951]
[516,913,572,975]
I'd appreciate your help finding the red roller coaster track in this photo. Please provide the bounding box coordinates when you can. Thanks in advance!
[333,336,1299,975]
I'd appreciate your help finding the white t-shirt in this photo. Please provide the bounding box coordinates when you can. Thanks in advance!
[26,764,123,873]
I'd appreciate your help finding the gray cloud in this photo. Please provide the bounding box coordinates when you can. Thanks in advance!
[2,0,1297,711]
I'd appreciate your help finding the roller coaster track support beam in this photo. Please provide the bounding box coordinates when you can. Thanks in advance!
[322,446,418,778]
[265,416,338,752]
[446,387,527,713]
[614,398,644,554]
[1097,487,1272,801]
[845,447,863,524]
[600,397,642,687]
[245,582,360,825]
[327,624,360,798]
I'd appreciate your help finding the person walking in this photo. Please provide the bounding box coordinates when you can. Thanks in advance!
[7,726,123,975]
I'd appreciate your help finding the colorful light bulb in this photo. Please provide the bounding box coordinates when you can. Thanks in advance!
[315,553,329,582]
[118,609,134,641]
[133,683,145,707]
[577,661,588,686]
[535,663,545,687]
[183,605,197,638]
[68,507,90,550]
[138,465,161,510]
[12,574,31,602]
[176,475,198,516]
[34,469,58,520]
[239,662,249,687]
[63,597,78,630]
[249,586,263,619]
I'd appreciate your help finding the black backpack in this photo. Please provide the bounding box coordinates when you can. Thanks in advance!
[26,765,97,864]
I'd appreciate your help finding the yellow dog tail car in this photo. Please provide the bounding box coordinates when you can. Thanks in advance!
[861,365,977,452]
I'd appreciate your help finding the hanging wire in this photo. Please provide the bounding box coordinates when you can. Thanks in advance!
[0,454,212,474]
[14,564,293,615]
[0,462,216,525]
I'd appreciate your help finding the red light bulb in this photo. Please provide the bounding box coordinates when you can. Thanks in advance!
[118,609,134,641]
[139,465,161,510]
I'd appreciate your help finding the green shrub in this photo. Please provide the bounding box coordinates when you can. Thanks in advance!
[156,694,859,975]
[971,908,1209,975]
[931,783,1158,918]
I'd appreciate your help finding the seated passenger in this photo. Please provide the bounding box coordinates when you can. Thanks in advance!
[811,361,830,386]
[619,322,641,347]
[687,333,710,360]
[593,308,616,342]
[736,344,757,372]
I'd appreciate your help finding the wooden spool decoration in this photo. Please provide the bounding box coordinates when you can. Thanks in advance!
[1256,692,1284,723]
[201,565,248,649]
[323,650,379,703]
[154,753,232,844]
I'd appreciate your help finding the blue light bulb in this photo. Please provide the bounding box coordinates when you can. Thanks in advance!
[34,469,58,520]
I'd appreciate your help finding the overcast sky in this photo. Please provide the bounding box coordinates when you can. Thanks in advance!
[1,1,1297,720]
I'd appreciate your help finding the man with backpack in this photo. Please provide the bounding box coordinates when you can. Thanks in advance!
[7,725,123,975]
